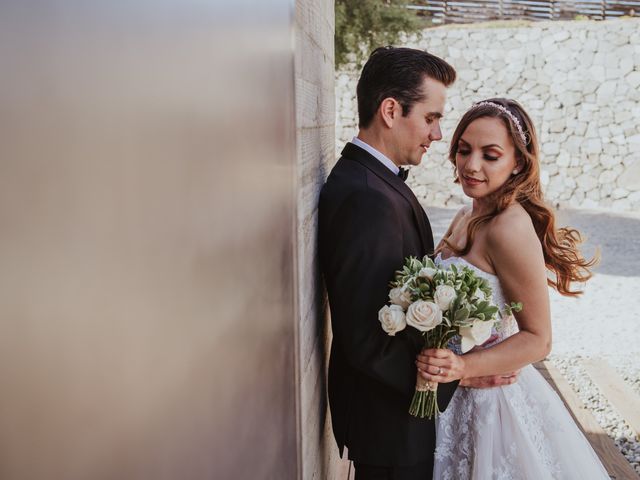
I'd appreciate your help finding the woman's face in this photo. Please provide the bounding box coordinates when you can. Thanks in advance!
[455,117,519,201]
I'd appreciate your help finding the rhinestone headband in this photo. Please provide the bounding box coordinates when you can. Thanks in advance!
[472,101,527,145]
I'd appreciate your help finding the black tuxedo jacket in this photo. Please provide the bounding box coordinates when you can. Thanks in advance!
[318,142,458,467]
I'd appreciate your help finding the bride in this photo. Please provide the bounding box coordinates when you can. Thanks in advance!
[415,98,610,479]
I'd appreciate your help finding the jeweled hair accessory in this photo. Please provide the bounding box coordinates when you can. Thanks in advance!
[472,101,528,145]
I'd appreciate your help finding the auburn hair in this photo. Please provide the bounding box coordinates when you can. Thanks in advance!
[443,98,597,296]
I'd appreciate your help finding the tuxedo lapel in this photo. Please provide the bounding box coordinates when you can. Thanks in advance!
[341,142,434,255]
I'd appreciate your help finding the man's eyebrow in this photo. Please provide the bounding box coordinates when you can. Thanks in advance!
[426,112,443,119]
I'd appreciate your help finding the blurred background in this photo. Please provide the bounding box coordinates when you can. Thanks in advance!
[0,0,331,478]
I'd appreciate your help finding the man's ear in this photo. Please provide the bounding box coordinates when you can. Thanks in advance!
[379,97,399,128]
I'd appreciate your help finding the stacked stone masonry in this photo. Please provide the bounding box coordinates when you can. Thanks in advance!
[336,19,640,212]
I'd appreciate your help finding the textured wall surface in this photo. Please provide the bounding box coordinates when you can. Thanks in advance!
[336,18,640,212]
[295,0,348,478]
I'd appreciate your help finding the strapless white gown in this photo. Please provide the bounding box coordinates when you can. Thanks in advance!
[433,254,610,480]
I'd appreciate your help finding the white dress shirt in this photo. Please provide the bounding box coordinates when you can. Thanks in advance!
[351,137,400,176]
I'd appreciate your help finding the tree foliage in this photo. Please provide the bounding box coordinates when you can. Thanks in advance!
[335,0,425,68]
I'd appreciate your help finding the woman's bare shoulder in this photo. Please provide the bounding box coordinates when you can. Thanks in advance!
[487,203,539,253]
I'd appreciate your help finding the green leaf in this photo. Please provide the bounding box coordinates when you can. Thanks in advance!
[454,307,470,323]
[485,306,499,316]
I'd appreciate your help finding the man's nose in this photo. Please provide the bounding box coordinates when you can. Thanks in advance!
[429,123,443,141]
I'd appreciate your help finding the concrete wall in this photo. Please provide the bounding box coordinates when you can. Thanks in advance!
[295,1,347,478]
[336,18,640,212]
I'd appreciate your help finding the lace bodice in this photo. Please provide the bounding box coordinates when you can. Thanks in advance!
[435,253,519,351]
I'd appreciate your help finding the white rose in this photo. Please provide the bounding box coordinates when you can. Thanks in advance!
[406,301,442,332]
[378,305,407,336]
[418,267,437,280]
[459,319,494,353]
[434,285,457,311]
[389,287,412,309]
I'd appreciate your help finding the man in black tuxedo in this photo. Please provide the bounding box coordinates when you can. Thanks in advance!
[319,47,513,479]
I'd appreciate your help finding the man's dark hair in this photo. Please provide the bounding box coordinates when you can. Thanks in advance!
[356,46,456,128]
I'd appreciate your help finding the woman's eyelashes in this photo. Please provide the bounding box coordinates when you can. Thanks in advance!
[457,149,500,161]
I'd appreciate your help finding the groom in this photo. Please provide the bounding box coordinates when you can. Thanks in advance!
[319,47,513,479]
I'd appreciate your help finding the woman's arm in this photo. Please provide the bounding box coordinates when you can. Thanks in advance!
[416,206,552,382]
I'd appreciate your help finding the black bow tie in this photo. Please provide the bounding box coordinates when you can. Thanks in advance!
[397,167,409,181]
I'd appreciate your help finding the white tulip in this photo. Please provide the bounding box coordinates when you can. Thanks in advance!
[459,319,494,353]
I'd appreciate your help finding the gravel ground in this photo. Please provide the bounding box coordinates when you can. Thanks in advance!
[427,206,640,474]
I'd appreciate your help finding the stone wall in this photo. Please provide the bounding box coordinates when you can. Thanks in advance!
[295,0,347,478]
[336,18,640,212]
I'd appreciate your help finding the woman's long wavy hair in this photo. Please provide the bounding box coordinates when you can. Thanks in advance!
[442,98,597,296]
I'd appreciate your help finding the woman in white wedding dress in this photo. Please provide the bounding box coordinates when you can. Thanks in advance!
[415,99,610,479]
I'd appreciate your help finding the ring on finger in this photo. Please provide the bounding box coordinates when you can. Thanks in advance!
[436,367,443,375]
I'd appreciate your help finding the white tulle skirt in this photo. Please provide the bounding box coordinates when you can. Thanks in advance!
[434,364,610,480]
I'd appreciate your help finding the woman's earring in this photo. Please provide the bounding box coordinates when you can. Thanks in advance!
[512,169,519,175]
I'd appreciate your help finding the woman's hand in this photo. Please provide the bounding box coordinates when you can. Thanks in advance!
[415,348,466,383]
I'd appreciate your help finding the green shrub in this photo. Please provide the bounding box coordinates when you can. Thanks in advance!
[335,0,426,67]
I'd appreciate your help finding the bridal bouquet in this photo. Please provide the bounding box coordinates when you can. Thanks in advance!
[378,255,522,419]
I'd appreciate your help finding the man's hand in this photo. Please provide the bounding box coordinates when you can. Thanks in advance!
[458,335,520,388]
[459,371,520,389]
